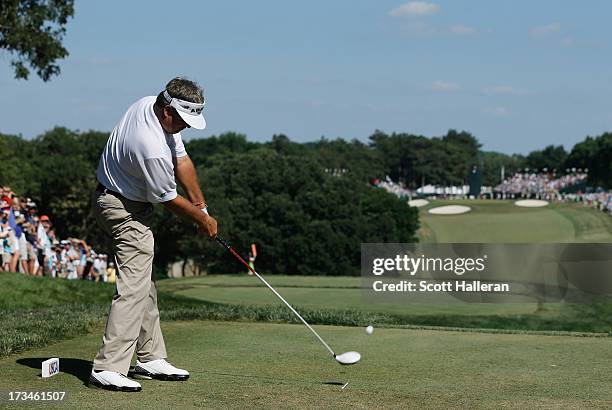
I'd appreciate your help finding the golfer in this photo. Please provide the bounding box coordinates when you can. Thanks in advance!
[89,77,217,392]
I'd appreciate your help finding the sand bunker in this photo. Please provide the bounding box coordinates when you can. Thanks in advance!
[514,199,549,208]
[428,205,471,215]
[408,199,429,208]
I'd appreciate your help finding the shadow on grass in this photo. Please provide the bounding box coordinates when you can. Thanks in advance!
[17,358,92,385]
[202,371,344,386]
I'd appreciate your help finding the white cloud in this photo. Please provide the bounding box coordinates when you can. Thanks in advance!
[450,24,476,36]
[390,2,440,17]
[562,36,574,46]
[430,81,461,92]
[484,106,510,117]
[484,85,528,96]
[530,22,561,37]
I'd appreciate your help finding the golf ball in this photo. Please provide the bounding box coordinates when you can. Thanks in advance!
[366,325,374,335]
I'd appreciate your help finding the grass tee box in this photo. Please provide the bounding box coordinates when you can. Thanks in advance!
[1,321,612,408]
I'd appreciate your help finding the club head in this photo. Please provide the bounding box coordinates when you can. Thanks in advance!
[335,351,361,365]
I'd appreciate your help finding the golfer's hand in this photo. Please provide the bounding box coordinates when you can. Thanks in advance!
[199,215,218,238]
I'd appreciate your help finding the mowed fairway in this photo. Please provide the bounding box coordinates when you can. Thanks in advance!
[418,200,612,243]
[157,275,540,317]
[2,320,611,409]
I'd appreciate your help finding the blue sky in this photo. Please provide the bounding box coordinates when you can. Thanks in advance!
[1,0,611,154]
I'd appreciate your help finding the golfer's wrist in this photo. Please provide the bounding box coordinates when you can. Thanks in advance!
[193,200,207,208]
[191,199,209,215]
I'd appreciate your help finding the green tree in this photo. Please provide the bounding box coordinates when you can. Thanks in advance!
[307,137,385,182]
[525,145,567,172]
[1,0,74,81]
[31,128,104,241]
[185,131,256,168]
[369,129,481,187]
[0,133,38,194]
[443,129,481,184]
[157,146,419,276]
[565,137,599,170]
[566,133,612,188]
[480,151,526,186]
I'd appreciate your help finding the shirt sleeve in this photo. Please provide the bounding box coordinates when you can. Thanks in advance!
[142,157,178,203]
[171,133,188,158]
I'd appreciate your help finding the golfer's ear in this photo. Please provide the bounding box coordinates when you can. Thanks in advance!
[163,105,173,119]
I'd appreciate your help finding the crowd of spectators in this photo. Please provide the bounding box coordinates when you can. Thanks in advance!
[494,172,588,195]
[0,186,115,282]
[492,172,611,215]
[372,176,412,200]
[371,172,611,216]
[565,191,612,214]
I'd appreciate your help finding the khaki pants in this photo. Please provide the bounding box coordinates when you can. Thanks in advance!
[91,189,167,374]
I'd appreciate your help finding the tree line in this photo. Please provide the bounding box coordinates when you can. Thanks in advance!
[0,127,610,275]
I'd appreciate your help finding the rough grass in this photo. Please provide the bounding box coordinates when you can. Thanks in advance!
[0,304,108,357]
[0,273,116,308]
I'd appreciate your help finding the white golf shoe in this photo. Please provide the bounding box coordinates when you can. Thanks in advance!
[132,359,190,381]
[89,370,142,392]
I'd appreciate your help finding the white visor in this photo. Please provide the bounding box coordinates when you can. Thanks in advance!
[163,90,206,129]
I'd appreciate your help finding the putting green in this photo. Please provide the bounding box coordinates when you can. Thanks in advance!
[1,321,610,408]
[417,200,612,243]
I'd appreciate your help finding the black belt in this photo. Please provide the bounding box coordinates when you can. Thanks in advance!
[96,183,123,198]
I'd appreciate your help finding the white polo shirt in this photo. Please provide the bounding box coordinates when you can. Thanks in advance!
[97,96,188,203]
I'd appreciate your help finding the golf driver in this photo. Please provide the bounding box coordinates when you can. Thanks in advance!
[215,236,361,365]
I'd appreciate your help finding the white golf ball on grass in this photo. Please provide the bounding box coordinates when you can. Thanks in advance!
[365,325,374,335]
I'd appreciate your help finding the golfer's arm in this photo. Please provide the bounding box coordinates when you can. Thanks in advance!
[175,155,206,207]
[162,194,209,225]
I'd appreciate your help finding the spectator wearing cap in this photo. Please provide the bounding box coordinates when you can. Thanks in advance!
[50,242,61,278]
[59,240,69,278]
[83,247,94,280]
[0,210,16,271]
[10,197,22,219]
[90,251,101,281]
[68,239,80,279]
[74,239,89,279]
[0,197,9,213]
[25,200,37,224]
[16,216,29,274]
[1,188,13,211]
[0,212,9,271]
[99,254,108,282]
[24,222,37,274]
[106,260,116,284]
[36,215,52,276]
[7,209,21,273]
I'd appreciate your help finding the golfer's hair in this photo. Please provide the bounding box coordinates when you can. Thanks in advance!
[155,76,204,107]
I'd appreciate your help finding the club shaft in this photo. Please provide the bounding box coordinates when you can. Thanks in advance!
[218,238,336,357]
